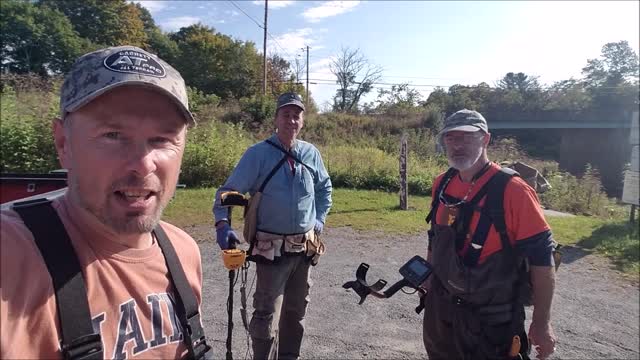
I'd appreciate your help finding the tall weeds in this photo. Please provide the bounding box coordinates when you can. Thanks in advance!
[0,74,627,219]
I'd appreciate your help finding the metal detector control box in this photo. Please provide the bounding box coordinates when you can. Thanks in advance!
[399,255,432,288]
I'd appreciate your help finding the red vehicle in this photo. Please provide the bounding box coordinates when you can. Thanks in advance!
[0,170,68,205]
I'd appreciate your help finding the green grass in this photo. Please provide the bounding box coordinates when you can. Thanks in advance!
[324,189,431,234]
[163,188,218,228]
[164,187,639,276]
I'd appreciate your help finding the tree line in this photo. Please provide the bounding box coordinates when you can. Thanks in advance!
[0,0,304,103]
[350,42,639,121]
[1,0,638,121]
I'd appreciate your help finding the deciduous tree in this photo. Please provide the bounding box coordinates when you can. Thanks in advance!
[1,0,89,75]
[330,47,383,113]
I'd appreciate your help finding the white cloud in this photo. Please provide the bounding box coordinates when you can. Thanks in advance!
[252,0,295,9]
[160,16,201,31]
[302,1,360,23]
[268,28,324,57]
[307,56,338,110]
[309,56,334,78]
[129,1,168,14]
[225,10,240,16]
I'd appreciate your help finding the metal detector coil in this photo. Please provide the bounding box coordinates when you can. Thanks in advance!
[222,249,246,270]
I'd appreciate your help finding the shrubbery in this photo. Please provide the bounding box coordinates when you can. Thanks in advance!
[540,165,625,218]
[321,145,445,195]
[180,121,254,187]
[0,85,60,173]
[0,74,628,219]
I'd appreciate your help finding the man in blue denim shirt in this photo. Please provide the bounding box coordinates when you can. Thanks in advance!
[212,93,332,360]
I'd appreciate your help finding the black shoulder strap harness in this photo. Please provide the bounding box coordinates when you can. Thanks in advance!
[12,198,212,360]
[265,139,317,182]
[252,139,318,195]
[425,166,519,267]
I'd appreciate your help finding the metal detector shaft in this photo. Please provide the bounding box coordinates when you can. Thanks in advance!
[226,266,235,360]
[220,191,248,360]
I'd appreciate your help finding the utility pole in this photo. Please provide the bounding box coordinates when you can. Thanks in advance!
[305,45,310,107]
[262,0,268,95]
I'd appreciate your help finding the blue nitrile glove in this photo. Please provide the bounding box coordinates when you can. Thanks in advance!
[314,220,324,235]
[216,222,240,250]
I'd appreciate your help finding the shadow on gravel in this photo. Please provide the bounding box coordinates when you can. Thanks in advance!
[556,245,593,265]
[575,221,639,273]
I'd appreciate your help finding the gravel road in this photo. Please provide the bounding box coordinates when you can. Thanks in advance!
[186,225,639,360]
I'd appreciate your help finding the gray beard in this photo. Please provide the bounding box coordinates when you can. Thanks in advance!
[448,146,483,171]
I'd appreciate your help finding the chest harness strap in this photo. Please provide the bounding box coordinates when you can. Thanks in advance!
[13,199,212,360]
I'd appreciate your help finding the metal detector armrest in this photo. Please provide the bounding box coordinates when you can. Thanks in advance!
[220,191,249,207]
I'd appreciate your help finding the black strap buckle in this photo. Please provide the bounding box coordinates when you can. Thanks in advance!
[184,313,212,359]
[61,334,103,360]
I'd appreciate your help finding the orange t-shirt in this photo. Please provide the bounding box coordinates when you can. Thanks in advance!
[0,196,203,359]
[431,163,550,264]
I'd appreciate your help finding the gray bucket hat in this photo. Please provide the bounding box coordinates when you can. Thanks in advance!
[60,45,194,124]
[438,109,488,138]
[276,92,305,111]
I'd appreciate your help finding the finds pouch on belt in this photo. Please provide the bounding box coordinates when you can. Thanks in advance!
[250,229,326,265]
[306,232,326,266]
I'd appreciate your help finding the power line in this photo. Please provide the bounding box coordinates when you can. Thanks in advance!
[227,1,296,60]
[266,32,295,60]
[227,1,263,29]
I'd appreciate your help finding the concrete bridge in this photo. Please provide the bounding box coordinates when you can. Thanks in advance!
[488,111,638,196]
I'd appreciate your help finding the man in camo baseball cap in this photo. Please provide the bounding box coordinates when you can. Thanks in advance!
[0,46,214,359]
[60,45,194,124]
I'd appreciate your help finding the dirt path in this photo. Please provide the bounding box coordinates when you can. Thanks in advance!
[186,225,639,359]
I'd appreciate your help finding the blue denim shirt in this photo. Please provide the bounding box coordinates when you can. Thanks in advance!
[213,134,332,235]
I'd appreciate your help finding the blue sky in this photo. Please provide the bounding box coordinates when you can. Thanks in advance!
[133,1,639,110]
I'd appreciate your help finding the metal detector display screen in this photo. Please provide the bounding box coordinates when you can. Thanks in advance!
[409,261,429,277]
[399,256,433,287]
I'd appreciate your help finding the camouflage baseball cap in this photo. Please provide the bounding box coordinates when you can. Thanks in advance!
[438,109,488,137]
[60,45,194,124]
[276,92,305,111]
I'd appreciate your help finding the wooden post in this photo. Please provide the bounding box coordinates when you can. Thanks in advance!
[399,133,408,210]
[631,205,637,224]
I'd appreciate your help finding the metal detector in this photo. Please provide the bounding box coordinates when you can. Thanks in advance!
[219,191,249,360]
[342,255,433,313]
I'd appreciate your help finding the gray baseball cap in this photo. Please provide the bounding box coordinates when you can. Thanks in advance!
[438,109,488,137]
[276,92,305,111]
[60,45,195,124]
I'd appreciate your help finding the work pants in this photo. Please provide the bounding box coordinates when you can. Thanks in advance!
[250,255,312,360]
